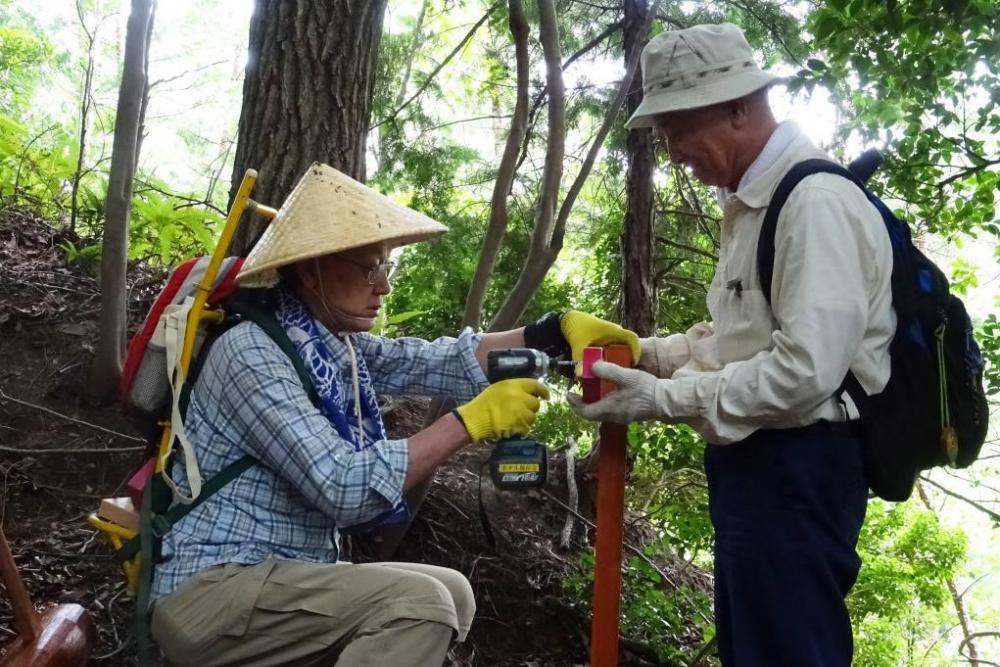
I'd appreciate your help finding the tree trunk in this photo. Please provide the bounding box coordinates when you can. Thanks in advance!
[228,0,389,255]
[487,0,566,331]
[489,1,649,331]
[87,0,155,404]
[70,0,98,235]
[620,0,657,337]
[133,5,155,172]
[461,0,530,330]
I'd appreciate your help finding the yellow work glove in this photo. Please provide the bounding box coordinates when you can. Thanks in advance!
[455,379,550,442]
[560,310,640,365]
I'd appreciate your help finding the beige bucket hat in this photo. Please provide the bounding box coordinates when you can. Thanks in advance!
[237,163,448,288]
[624,23,781,130]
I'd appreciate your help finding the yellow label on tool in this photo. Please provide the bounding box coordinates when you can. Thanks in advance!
[498,463,540,473]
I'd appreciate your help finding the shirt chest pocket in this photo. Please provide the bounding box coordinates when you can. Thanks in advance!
[709,209,776,363]
[711,285,775,364]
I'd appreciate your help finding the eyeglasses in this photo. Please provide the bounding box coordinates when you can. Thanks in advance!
[338,257,397,285]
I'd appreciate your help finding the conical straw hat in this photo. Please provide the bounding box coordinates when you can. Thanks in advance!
[237,163,448,288]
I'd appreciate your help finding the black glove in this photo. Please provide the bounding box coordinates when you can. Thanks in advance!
[523,311,569,358]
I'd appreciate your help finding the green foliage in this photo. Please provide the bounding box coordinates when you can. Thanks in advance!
[129,180,221,265]
[979,313,1000,396]
[803,0,1000,239]
[627,422,713,557]
[0,116,78,216]
[850,500,967,665]
[563,550,713,665]
[0,25,55,116]
[2,0,995,657]
[947,255,978,297]
[59,238,102,274]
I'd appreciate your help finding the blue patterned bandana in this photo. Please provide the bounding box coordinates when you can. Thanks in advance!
[275,288,407,526]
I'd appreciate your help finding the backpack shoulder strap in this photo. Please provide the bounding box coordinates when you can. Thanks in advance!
[757,158,866,307]
[226,294,321,407]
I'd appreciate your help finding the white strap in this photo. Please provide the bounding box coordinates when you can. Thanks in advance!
[160,298,203,505]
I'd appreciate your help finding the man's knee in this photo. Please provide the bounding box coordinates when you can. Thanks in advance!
[431,569,475,636]
[379,570,458,628]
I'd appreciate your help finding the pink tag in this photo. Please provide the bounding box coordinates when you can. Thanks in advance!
[582,347,603,378]
[582,347,604,403]
[126,457,156,507]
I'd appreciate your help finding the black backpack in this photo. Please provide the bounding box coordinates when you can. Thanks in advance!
[757,151,989,502]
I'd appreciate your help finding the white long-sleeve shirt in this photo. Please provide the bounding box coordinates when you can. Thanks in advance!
[644,123,895,444]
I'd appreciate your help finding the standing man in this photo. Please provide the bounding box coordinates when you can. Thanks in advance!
[570,23,894,666]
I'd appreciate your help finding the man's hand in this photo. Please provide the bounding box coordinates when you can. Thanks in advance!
[456,379,550,441]
[560,311,640,364]
[567,361,660,424]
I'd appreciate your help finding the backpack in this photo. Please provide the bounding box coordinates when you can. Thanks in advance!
[757,151,990,502]
[120,256,244,424]
[115,285,320,664]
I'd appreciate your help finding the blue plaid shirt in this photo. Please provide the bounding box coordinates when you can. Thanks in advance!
[152,321,488,598]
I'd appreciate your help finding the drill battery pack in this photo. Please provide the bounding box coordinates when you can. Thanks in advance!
[489,438,547,490]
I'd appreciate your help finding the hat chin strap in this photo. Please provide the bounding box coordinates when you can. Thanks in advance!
[319,298,375,333]
[309,264,376,333]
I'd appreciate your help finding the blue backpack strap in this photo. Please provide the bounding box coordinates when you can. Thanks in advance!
[757,158,867,308]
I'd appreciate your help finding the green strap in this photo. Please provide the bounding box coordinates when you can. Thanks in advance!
[935,322,949,428]
[135,470,156,663]
[119,296,320,564]
[118,455,256,564]
[228,297,320,406]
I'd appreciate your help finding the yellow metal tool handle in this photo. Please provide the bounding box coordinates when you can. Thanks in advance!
[156,169,271,471]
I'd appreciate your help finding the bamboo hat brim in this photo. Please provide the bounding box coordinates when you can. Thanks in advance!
[237,163,448,288]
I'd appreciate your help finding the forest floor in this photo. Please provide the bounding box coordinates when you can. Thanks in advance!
[0,210,709,666]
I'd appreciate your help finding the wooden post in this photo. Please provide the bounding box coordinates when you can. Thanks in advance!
[586,344,632,667]
[0,528,40,641]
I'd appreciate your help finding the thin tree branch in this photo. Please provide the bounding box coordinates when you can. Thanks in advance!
[0,444,144,455]
[959,633,1000,667]
[916,482,980,663]
[513,20,623,179]
[424,114,512,132]
[392,0,429,109]
[655,235,717,261]
[551,1,659,249]
[374,2,502,128]
[920,475,1000,523]
[539,487,712,625]
[148,59,227,90]
[487,0,566,330]
[134,179,226,215]
[937,159,1000,188]
[724,0,803,67]
[0,388,144,443]
[564,19,622,71]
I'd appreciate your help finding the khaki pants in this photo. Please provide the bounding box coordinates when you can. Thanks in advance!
[151,559,476,667]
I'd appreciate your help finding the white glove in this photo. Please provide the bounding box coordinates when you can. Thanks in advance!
[567,361,661,424]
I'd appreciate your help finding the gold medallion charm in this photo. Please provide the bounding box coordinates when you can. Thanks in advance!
[941,426,959,467]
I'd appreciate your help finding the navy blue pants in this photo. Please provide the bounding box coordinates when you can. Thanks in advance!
[705,421,868,667]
